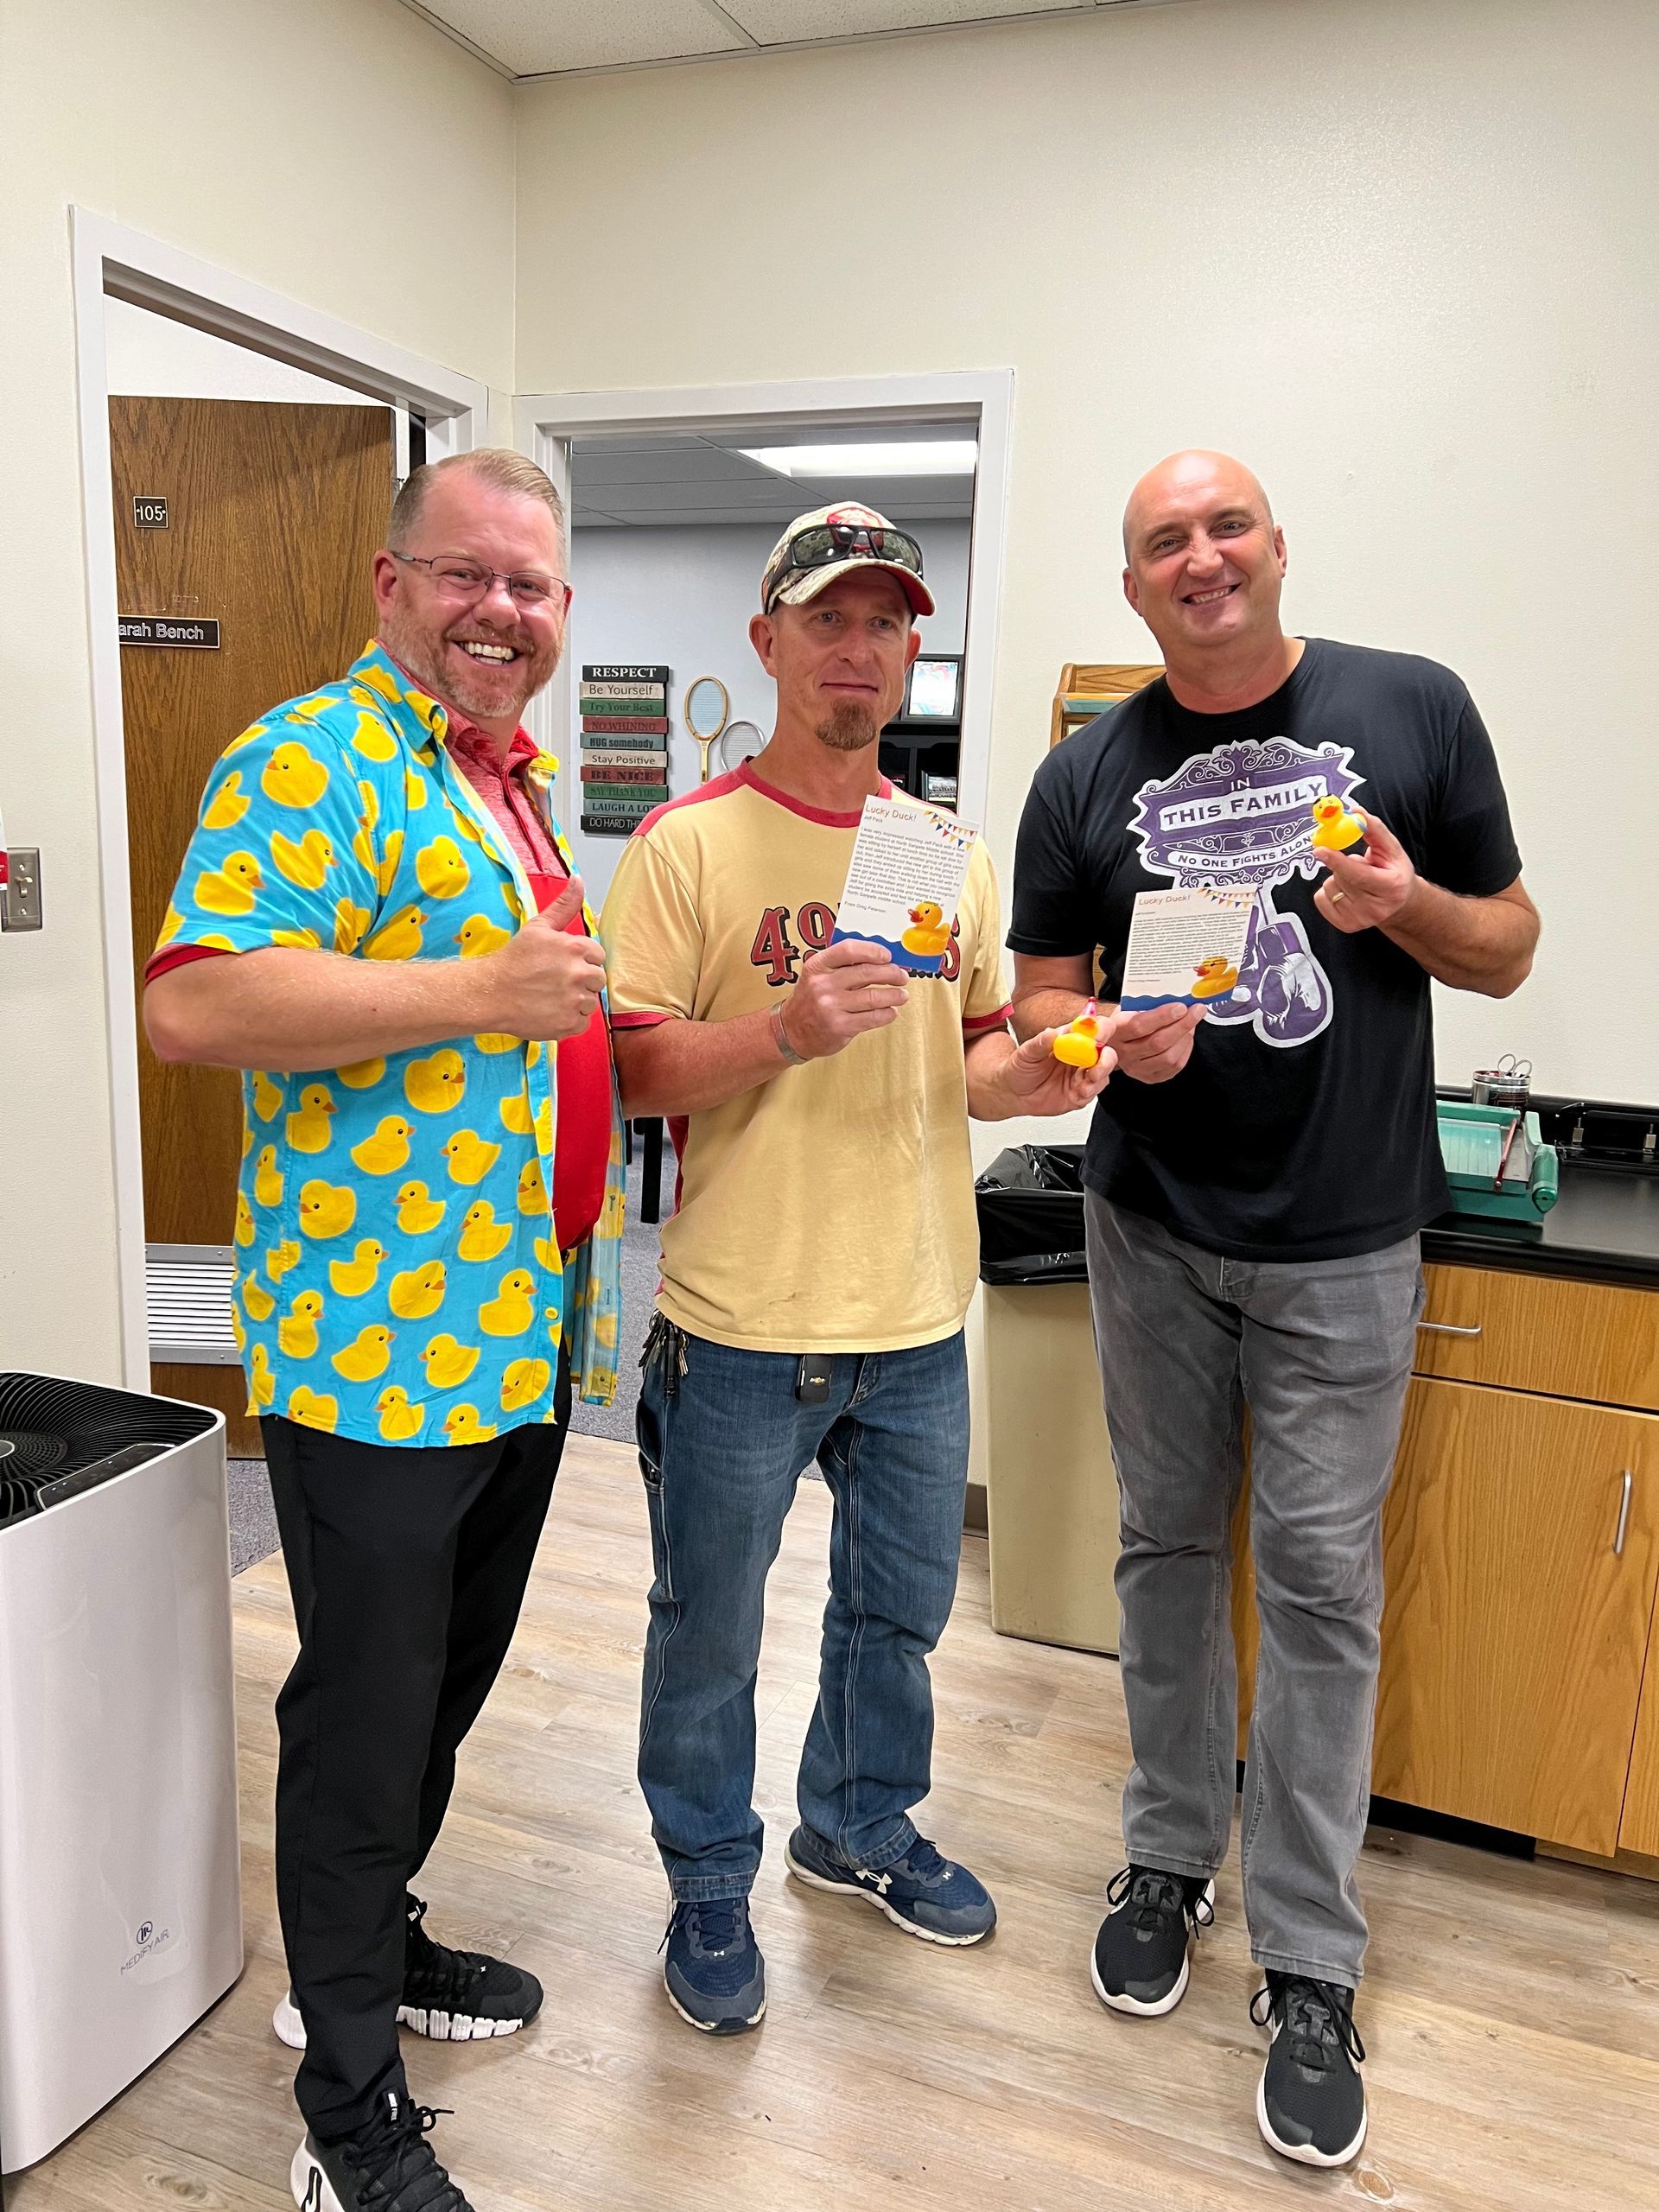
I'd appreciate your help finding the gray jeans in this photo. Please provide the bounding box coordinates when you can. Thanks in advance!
[1084,1192,1423,1986]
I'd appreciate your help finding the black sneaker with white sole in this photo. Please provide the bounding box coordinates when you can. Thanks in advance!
[290,2090,471,2210]
[275,1893,543,2050]
[1251,1972,1368,2167]
[1090,1865,1216,2016]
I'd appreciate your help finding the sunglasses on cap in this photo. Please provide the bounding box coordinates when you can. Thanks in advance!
[779,520,925,581]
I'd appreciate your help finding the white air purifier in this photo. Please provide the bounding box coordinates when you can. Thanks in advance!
[0,1371,244,2175]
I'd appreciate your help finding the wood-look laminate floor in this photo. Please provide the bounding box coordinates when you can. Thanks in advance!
[13,1435,1659,2211]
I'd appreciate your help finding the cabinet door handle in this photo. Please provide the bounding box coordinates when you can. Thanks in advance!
[1418,1319,1483,1338]
[1613,1471,1633,1558]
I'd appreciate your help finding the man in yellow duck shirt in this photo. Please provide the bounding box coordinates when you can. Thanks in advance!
[145,450,625,2212]
[601,505,1112,2037]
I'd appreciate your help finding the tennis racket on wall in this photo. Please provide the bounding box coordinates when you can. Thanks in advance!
[683,675,730,783]
[715,720,762,775]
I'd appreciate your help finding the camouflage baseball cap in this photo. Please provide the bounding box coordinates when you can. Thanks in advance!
[760,502,936,619]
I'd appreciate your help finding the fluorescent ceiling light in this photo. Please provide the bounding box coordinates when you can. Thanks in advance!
[740,442,977,479]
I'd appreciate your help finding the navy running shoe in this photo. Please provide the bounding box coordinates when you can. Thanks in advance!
[662,1896,767,2034]
[785,1824,996,1946]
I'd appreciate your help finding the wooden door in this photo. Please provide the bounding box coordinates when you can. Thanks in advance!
[1231,1378,1659,1850]
[111,397,393,1449]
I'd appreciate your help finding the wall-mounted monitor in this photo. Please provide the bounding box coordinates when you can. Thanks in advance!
[904,654,963,722]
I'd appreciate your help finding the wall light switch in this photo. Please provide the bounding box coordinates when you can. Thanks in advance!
[0,848,42,931]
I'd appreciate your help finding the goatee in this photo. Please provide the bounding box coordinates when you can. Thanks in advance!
[815,702,879,753]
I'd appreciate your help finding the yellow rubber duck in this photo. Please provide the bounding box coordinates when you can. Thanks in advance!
[415,836,471,901]
[496,1090,536,1138]
[272,927,322,950]
[443,1403,498,1446]
[376,1385,426,1442]
[194,849,264,917]
[222,720,267,756]
[261,741,330,810]
[420,1333,480,1389]
[395,1180,447,1235]
[516,1159,549,1218]
[334,899,372,955]
[899,900,953,958]
[454,913,512,959]
[249,1344,276,1411]
[201,771,250,831]
[336,1055,385,1090]
[287,1084,336,1154]
[298,1179,356,1241]
[252,1071,285,1123]
[371,832,405,898]
[351,1116,415,1176]
[331,1324,395,1383]
[156,904,185,949]
[1310,794,1366,851]
[253,1145,285,1209]
[277,1290,325,1359]
[330,1238,388,1296]
[479,1268,537,1338]
[474,1033,523,1055]
[443,1129,501,1187]
[231,1304,247,1354]
[353,664,400,704]
[533,1096,553,1157]
[351,711,398,763]
[500,1357,551,1414]
[458,1200,512,1263]
[270,828,337,891]
[1052,1001,1105,1069]
[445,803,484,846]
[404,1050,467,1116]
[533,1234,559,1272]
[364,905,427,963]
[526,1041,544,1069]
[286,1386,339,1433]
[267,1238,302,1283]
[234,1191,257,1248]
[241,1120,255,1160]
[405,767,428,811]
[389,1260,448,1322]
[240,1274,276,1323]
[1191,956,1240,1000]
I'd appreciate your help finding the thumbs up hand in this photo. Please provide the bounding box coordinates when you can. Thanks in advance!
[475,874,607,1040]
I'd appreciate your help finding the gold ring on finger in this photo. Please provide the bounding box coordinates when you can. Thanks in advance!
[1330,886,1345,905]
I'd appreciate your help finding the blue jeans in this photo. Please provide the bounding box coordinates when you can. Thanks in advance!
[635,1318,970,1902]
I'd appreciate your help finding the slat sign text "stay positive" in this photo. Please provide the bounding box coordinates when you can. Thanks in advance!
[119,616,221,650]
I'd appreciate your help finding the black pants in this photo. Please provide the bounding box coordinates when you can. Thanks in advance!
[263,1347,570,2141]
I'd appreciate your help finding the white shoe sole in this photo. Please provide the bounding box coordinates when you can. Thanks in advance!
[290,2138,343,2211]
[1255,2067,1368,2168]
[1089,1877,1217,2016]
[273,1992,524,2049]
[663,1974,767,2034]
[784,1842,994,1948]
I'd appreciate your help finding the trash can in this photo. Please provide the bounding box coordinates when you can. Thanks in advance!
[976,1147,1119,1656]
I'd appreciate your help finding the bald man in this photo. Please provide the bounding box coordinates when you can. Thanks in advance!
[1008,452,1537,2168]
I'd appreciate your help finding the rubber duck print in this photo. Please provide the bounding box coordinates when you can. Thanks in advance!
[350,1116,415,1176]
[240,1274,276,1324]
[404,1050,467,1116]
[442,1129,501,1187]
[415,836,471,900]
[364,906,427,963]
[286,1386,339,1433]
[454,913,512,960]
[270,829,336,891]
[260,741,330,810]
[420,1333,480,1390]
[1052,1001,1105,1068]
[351,711,398,763]
[516,1159,549,1218]
[1191,956,1241,1000]
[336,1055,385,1090]
[200,771,251,831]
[499,1357,551,1414]
[458,1200,512,1263]
[329,1238,387,1296]
[499,1090,536,1138]
[478,1268,536,1338]
[443,1403,498,1446]
[376,1385,426,1442]
[473,1033,522,1055]
[252,1071,285,1123]
[899,901,952,959]
[389,1260,448,1322]
[298,1179,356,1241]
[394,1181,447,1235]
[252,1145,285,1209]
[331,1325,395,1383]
[234,1191,257,1248]
[249,1344,276,1410]
[286,1084,336,1155]
[267,1239,302,1283]
[277,1290,325,1359]
[334,899,372,955]
[1310,795,1366,852]
[194,849,264,917]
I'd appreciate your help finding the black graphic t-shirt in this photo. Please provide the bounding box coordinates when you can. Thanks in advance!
[1008,639,1523,1261]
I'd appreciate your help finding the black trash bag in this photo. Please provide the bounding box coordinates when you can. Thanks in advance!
[975,1145,1090,1285]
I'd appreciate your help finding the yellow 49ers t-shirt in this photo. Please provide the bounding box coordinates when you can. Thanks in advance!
[600,761,1012,1354]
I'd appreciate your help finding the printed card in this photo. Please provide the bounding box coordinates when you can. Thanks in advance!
[1119,886,1255,1010]
[831,796,978,976]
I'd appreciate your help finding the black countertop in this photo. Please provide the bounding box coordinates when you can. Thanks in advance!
[1421,1163,1659,1291]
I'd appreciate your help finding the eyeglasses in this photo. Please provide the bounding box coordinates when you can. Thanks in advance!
[781,521,925,579]
[391,552,569,609]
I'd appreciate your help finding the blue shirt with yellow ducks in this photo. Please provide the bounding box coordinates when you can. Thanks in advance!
[156,641,626,1447]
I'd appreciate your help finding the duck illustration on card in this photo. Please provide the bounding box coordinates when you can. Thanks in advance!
[831,796,977,976]
[1119,886,1255,1011]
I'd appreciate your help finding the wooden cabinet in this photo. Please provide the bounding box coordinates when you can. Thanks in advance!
[1232,1263,1659,1859]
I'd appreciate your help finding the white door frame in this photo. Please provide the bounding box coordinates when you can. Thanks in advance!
[72,209,489,1388]
[513,372,1014,845]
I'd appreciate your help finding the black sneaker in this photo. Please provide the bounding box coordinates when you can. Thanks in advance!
[275,1895,543,2049]
[1251,1972,1368,2167]
[1090,1865,1216,2016]
[289,2090,470,2209]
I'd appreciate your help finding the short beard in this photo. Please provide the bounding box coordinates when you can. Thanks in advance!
[378,601,556,724]
[814,702,880,753]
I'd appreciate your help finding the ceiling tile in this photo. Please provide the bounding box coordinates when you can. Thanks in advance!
[722,1,1091,44]
[416,1,746,76]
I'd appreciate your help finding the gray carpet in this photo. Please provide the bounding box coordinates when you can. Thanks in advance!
[225,1138,669,1573]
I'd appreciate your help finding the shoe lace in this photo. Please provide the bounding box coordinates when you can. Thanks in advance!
[659,1897,747,1955]
[346,2100,462,2211]
[1107,1865,1214,1936]
[404,1895,487,2006]
[895,1837,948,1883]
[1249,1974,1367,2069]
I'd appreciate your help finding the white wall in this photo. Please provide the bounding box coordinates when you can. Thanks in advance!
[0,0,515,1384]
[515,0,1659,1104]
[105,296,391,408]
[566,518,970,899]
